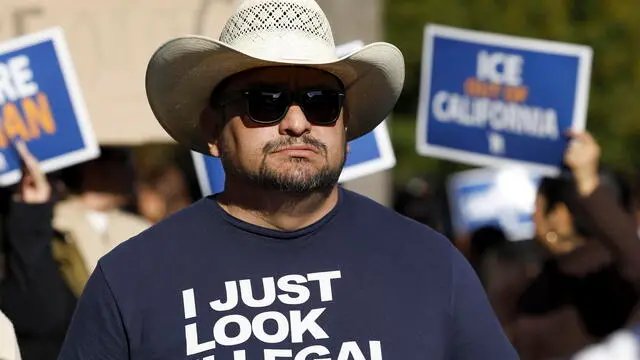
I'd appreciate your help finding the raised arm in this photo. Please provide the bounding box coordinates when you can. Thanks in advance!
[565,131,640,282]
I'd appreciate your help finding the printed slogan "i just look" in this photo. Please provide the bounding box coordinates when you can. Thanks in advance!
[181,270,383,360]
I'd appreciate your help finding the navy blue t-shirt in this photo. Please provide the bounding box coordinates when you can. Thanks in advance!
[58,188,517,359]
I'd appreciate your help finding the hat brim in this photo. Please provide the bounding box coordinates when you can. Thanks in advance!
[145,35,405,154]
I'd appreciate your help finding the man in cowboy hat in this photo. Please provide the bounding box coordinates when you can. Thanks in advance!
[58,0,517,358]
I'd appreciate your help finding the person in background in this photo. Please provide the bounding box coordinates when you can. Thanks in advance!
[468,225,509,281]
[0,142,80,360]
[0,309,21,360]
[54,146,151,273]
[482,240,543,338]
[510,131,640,359]
[467,226,533,332]
[393,175,448,234]
[136,164,193,223]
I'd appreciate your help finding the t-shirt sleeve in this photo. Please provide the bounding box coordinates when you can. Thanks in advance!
[58,263,129,360]
[449,249,520,360]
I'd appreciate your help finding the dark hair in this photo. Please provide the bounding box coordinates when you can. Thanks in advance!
[537,166,633,238]
[61,146,135,194]
[470,226,507,258]
[138,165,191,201]
[469,225,508,275]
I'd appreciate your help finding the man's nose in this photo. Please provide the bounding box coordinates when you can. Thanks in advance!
[278,104,311,136]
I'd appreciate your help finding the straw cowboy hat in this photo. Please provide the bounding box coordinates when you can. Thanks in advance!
[145,0,405,155]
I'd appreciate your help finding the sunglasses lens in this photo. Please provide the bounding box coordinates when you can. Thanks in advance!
[246,90,288,123]
[302,90,343,125]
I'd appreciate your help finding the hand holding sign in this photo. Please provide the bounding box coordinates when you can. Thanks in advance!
[565,130,601,196]
[14,140,51,203]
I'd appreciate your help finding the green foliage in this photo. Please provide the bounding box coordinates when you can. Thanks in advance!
[384,0,640,181]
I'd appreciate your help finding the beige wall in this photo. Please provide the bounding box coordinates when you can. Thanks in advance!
[2,0,393,206]
[0,0,242,145]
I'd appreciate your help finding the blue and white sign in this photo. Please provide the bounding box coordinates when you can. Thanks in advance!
[331,40,396,183]
[417,24,593,175]
[0,27,99,186]
[192,154,225,197]
[192,40,396,196]
[447,167,542,241]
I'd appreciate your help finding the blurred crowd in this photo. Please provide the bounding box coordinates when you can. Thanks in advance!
[1,130,640,360]
[0,142,197,360]
[396,132,640,360]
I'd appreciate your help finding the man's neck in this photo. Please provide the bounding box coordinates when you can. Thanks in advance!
[216,182,340,232]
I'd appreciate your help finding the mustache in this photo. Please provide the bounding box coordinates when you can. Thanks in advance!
[263,136,327,155]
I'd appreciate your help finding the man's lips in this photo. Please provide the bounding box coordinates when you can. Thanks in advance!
[273,145,318,154]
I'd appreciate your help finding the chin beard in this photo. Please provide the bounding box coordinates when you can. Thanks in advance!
[221,152,346,195]
[256,158,343,194]
[219,135,347,195]
[222,157,344,195]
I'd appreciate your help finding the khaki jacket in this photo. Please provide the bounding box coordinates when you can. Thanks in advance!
[53,197,151,274]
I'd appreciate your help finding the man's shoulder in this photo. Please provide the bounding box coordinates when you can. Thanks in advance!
[342,189,465,294]
[99,198,214,268]
[341,188,455,251]
[342,188,446,235]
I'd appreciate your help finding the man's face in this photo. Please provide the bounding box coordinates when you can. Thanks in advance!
[205,67,348,193]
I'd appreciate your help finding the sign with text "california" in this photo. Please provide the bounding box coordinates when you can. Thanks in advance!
[416,24,593,175]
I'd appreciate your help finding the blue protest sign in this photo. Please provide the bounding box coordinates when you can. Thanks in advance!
[335,41,396,183]
[0,27,99,186]
[339,119,395,183]
[192,40,396,197]
[417,24,593,175]
[447,167,542,241]
[192,153,225,196]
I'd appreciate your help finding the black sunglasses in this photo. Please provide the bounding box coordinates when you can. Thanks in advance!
[213,88,345,125]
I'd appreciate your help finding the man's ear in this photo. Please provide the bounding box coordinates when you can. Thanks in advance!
[199,107,224,158]
[346,131,350,153]
[342,99,350,152]
[342,99,350,127]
